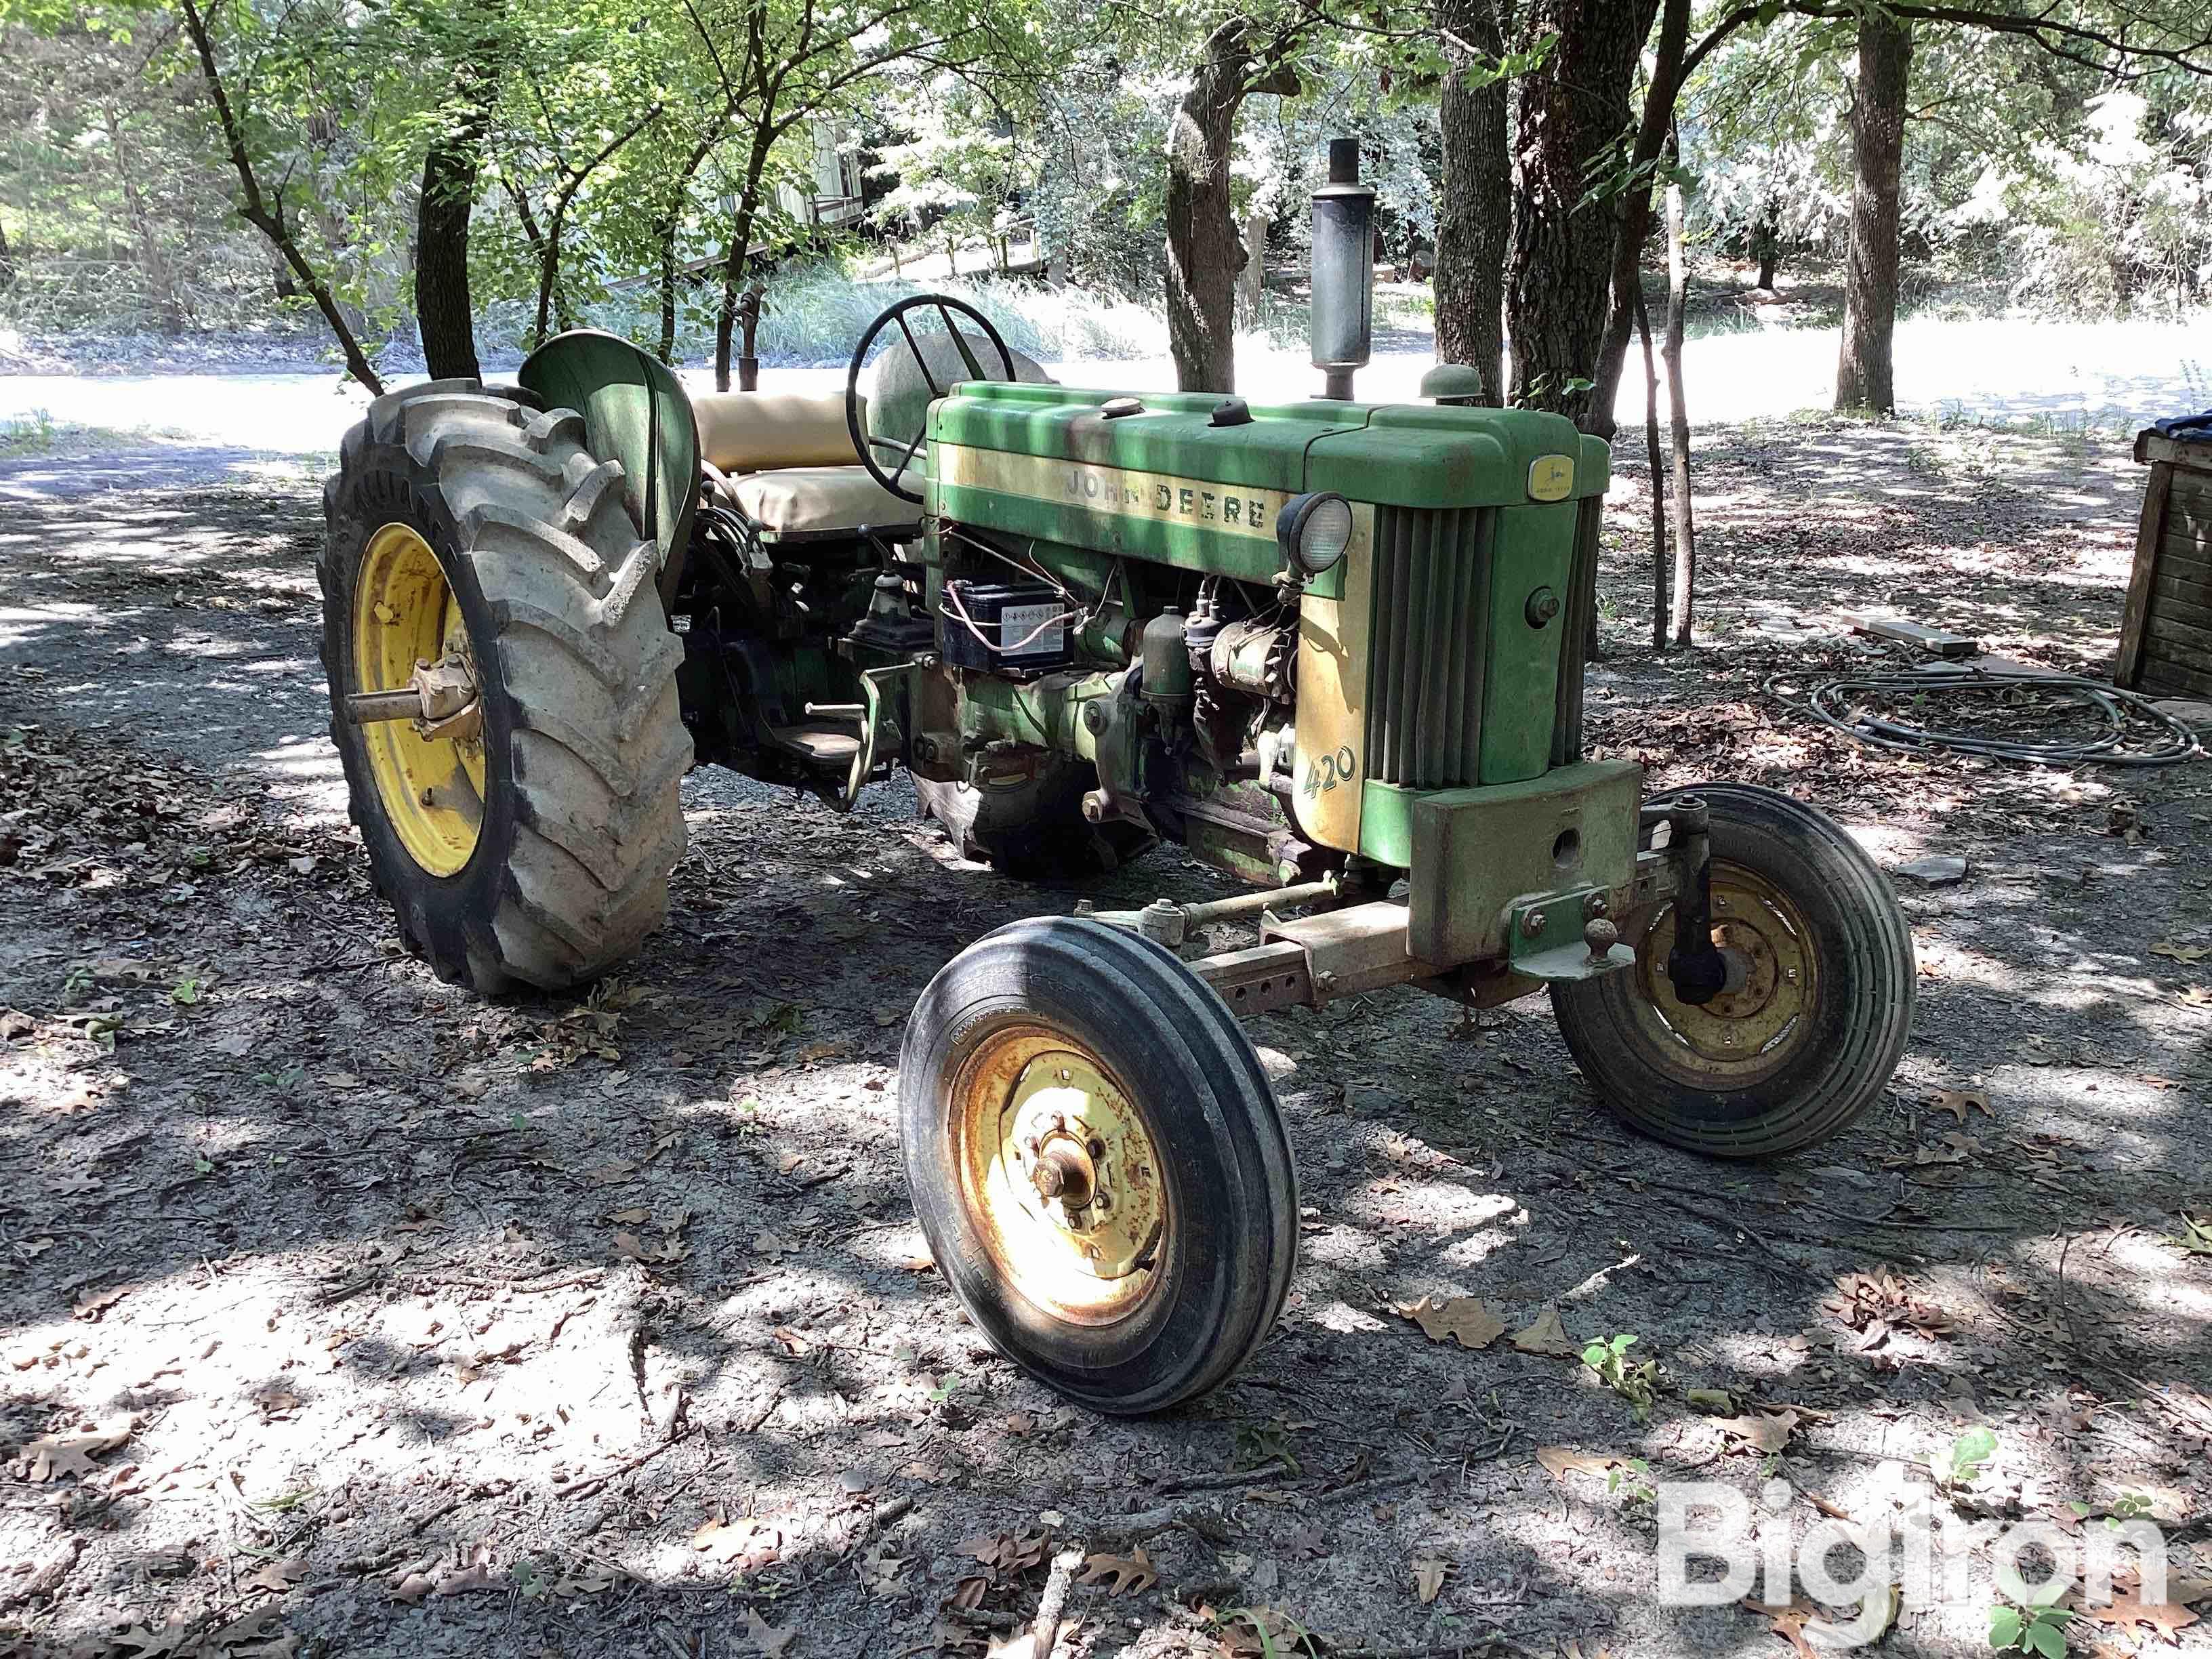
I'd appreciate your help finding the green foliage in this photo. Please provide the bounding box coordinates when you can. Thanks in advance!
[1582,1333,1660,1419]
[1988,1575,2070,1656]
[1933,1426,1999,1487]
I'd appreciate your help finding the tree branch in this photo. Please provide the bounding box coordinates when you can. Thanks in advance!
[176,0,384,393]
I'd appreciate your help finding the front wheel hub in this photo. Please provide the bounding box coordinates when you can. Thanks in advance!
[951,1026,1168,1324]
[1633,863,1817,1083]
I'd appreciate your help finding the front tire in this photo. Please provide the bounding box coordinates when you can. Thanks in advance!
[1551,783,1914,1157]
[319,380,691,994]
[901,918,1296,1414]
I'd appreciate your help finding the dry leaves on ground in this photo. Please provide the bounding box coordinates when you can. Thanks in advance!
[1412,1553,1450,1605]
[741,1609,797,1657]
[1826,1269,1953,1344]
[1511,1307,1580,1357]
[1710,1409,1801,1454]
[1534,1447,1634,1482]
[1078,1547,1157,1595]
[9,1414,132,1481]
[1400,1295,1505,1350]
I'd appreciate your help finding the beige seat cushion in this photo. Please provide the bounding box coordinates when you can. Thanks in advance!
[693,392,863,474]
[719,464,922,536]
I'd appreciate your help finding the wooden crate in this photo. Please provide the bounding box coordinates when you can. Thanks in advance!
[2116,430,2212,701]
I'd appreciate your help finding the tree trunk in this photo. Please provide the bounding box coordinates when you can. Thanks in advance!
[1835,9,1910,415]
[1635,284,1666,653]
[1752,202,1778,289]
[1581,0,1687,438]
[714,127,777,394]
[102,106,185,332]
[415,61,497,383]
[0,213,14,290]
[1432,0,1509,403]
[1166,22,1297,394]
[656,138,719,365]
[1237,204,1269,325]
[1505,0,1661,422]
[1662,169,1694,651]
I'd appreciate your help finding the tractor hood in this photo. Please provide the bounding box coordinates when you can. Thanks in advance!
[924,382,1610,511]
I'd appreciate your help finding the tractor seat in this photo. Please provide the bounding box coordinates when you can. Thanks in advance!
[693,390,922,539]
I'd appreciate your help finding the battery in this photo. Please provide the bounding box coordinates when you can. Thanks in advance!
[938,580,1074,672]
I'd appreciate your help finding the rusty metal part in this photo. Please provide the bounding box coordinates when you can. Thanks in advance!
[1629,861,1818,1084]
[1658,795,1726,1006]
[1191,940,1314,1016]
[345,651,482,744]
[1583,916,1620,963]
[1262,900,1443,998]
[949,1024,1168,1322]
[1080,874,1339,951]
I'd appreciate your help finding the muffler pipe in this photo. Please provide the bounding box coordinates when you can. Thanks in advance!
[1310,138,1374,402]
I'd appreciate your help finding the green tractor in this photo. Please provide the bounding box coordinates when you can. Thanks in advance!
[318,144,1912,1414]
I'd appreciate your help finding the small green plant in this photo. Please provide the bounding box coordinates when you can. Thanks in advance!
[1231,1417,1302,1474]
[1213,1607,1317,1659]
[253,1063,306,1092]
[2068,1492,2156,1530]
[1933,1427,1998,1488]
[2164,1214,2212,1258]
[1607,1456,1656,1509]
[1987,1576,2070,1656]
[169,975,205,1006]
[62,963,94,999]
[1582,1333,1660,1419]
[926,1372,963,1404]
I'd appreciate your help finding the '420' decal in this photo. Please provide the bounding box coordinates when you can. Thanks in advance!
[1301,745,1358,796]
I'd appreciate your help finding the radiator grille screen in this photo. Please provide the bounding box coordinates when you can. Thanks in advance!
[1364,504,1497,787]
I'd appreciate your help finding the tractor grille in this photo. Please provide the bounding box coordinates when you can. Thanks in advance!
[1364,504,1498,788]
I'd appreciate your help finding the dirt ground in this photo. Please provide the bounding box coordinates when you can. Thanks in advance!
[2,416,2209,1659]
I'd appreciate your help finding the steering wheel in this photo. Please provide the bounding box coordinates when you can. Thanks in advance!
[844,293,1017,505]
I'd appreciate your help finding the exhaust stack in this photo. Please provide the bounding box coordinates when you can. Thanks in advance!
[1310,138,1376,401]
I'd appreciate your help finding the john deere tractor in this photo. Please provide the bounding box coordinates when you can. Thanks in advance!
[319,143,1912,1414]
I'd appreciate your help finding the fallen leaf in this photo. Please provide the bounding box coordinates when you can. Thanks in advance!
[1535,1447,1631,1481]
[613,1230,688,1265]
[1511,1306,1579,1357]
[1931,1088,1992,1123]
[1079,1547,1158,1595]
[1401,1295,1505,1350]
[240,1557,308,1595]
[1710,1409,1801,1454]
[741,1608,797,1657]
[10,1414,132,1481]
[73,1285,126,1322]
[1743,1596,1820,1659]
[2070,1592,2199,1640]
[1413,1553,1449,1604]
[962,1532,1050,1573]
[693,1514,782,1571]
[2150,940,2209,964]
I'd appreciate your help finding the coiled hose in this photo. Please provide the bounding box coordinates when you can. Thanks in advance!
[1763,668,2200,766]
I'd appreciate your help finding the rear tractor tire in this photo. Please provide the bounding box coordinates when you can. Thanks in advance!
[319,380,692,994]
[901,917,1297,1413]
[1550,783,1914,1158]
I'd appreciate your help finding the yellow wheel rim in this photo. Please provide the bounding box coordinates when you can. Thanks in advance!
[950,1025,1169,1326]
[1629,861,1818,1086]
[352,524,487,877]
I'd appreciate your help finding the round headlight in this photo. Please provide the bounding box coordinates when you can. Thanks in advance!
[1279,491,1353,577]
